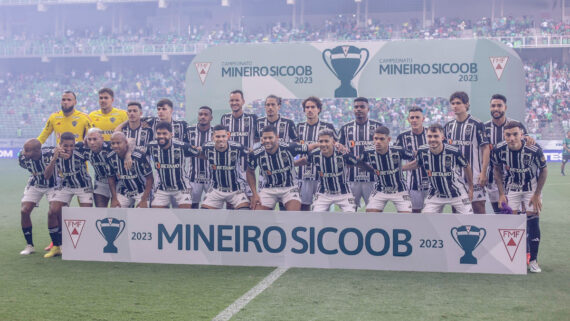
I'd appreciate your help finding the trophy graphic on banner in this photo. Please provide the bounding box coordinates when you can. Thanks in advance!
[95,217,126,254]
[450,225,486,264]
[322,45,369,98]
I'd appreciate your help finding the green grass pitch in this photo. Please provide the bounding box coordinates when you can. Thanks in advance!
[1,159,568,321]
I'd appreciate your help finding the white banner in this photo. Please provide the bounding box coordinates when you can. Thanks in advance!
[62,208,526,275]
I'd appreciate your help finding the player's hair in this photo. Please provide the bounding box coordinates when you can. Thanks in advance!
[230,89,244,100]
[318,129,336,141]
[428,123,444,133]
[199,106,213,114]
[490,94,507,103]
[127,101,142,111]
[354,97,369,104]
[261,125,278,136]
[60,132,76,142]
[374,126,390,136]
[265,94,282,106]
[408,106,423,114]
[449,91,469,104]
[504,121,524,131]
[98,88,114,98]
[157,98,173,109]
[63,91,77,100]
[155,121,172,133]
[86,127,103,137]
[212,124,228,132]
[302,96,322,113]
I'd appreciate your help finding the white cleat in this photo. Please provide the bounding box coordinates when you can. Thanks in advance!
[529,260,542,273]
[20,245,35,255]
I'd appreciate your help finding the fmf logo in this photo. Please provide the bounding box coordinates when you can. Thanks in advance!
[490,56,508,80]
[499,228,525,262]
[64,219,86,248]
[195,62,211,85]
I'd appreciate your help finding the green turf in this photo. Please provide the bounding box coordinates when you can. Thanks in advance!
[1,159,569,321]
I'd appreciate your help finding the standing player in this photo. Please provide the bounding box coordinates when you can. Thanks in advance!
[255,95,298,143]
[200,125,250,210]
[37,91,92,144]
[80,128,112,208]
[121,101,154,147]
[562,130,570,176]
[409,124,474,214]
[247,125,314,211]
[145,122,199,208]
[395,106,428,213]
[89,88,128,141]
[107,132,153,208]
[18,139,57,255]
[296,96,336,211]
[492,121,548,273]
[338,97,383,210]
[186,106,214,208]
[43,132,93,258]
[444,91,489,214]
[363,127,414,213]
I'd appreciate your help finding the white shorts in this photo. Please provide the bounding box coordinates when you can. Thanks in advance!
[367,191,412,212]
[312,193,356,213]
[258,186,301,209]
[506,190,542,213]
[486,183,500,203]
[190,182,210,204]
[202,188,249,209]
[349,182,375,208]
[422,194,473,214]
[152,189,192,207]
[51,186,93,205]
[117,192,148,208]
[299,180,319,205]
[21,185,56,205]
[409,189,428,211]
[472,184,486,202]
[94,180,111,198]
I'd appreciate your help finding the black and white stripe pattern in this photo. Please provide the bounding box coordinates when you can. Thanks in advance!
[186,124,213,183]
[339,119,382,182]
[78,142,112,182]
[296,120,336,180]
[308,149,358,195]
[395,128,428,191]
[416,144,469,198]
[18,147,57,188]
[491,141,546,192]
[256,116,298,143]
[361,146,414,193]
[484,118,527,184]
[146,140,198,191]
[220,112,258,171]
[444,115,488,177]
[248,142,308,188]
[121,125,154,147]
[106,148,153,195]
[144,117,189,143]
[56,148,92,189]
[203,141,247,192]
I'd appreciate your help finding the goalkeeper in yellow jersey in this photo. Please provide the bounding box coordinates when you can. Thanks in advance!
[89,88,128,141]
[37,91,92,144]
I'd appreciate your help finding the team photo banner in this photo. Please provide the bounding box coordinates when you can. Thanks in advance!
[63,208,526,275]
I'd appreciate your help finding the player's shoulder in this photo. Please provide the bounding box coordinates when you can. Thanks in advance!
[74,109,91,118]
[391,145,405,152]
[112,108,128,115]
[187,123,198,131]
[309,148,321,156]
[131,148,146,159]
[524,143,542,153]
[41,146,55,153]
[171,138,185,146]
[467,115,484,124]
[204,141,215,147]
[363,145,376,153]
[340,120,355,128]
[228,141,243,148]
[495,141,508,150]
[370,119,383,126]
[252,146,265,156]
[106,150,117,159]
[417,144,430,152]
[88,110,100,117]
[444,143,461,153]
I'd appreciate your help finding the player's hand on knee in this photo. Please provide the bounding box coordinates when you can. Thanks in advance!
[529,194,542,214]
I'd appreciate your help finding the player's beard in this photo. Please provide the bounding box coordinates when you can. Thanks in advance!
[491,111,504,119]
[158,138,170,147]
[61,104,74,114]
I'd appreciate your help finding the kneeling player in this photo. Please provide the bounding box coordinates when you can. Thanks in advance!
[362,127,413,213]
[492,121,547,273]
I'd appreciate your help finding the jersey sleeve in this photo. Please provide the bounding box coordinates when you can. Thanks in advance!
[490,148,500,166]
[326,123,339,140]
[247,152,258,170]
[415,149,425,167]
[394,134,404,148]
[183,143,200,157]
[37,115,55,144]
[18,152,26,169]
[288,142,308,156]
[455,150,468,168]
[288,119,298,141]
[535,147,547,169]
[400,147,414,161]
[344,153,358,166]
[338,125,346,145]
[137,154,154,177]
[476,121,489,147]
[359,150,370,163]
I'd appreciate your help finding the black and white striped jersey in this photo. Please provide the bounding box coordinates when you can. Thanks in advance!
[444,115,489,179]
[484,118,527,184]
[54,147,92,189]
[143,117,189,143]
[395,128,428,191]
[308,149,358,195]
[416,144,469,198]
[202,141,248,192]
[296,120,336,180]
[220,112,258,171]
[121,124,154,147]
[360,146,414,193]
[77,142,112,182]
[106,148,153,196]
[18,147,57,188]
[186,124,213,183]
[338,119,383,182]
[256,116,298,143]
[248,142,308,188]
[490,141,546,192]
[145,139,199,191]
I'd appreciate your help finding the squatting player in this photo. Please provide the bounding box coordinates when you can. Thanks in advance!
[492,121,547,273]
[89,88,128,141]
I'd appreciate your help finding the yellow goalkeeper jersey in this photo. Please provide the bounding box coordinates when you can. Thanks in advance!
[37,109,93,144]
[89,108,128,141]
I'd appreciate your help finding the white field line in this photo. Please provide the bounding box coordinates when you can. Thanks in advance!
[212,267,289,321]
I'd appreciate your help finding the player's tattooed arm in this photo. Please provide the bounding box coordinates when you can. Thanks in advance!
[464,164,474,201]
[44,147,62,180]
[530,166,548,214]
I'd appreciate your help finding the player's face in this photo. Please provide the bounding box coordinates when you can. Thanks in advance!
[504,127,523,150]
[318,135,335,154]
[304,101,320,120]
[265,98,280,117]
[407,111,424,129]
[229,93,244,113]
[59,139,75,159]
[156,128,172,148]
[86,133,104,152]
[99,93,114,111]
[450,98,469,115]
[353,101,369,120]
[427,130,444,150]
[61,93,76,114]
[22,145,41,160]
[213,129,229,150]
[157,105,173,121]
[373,133,390,153]
[110,136,128,154]
[127,105,142,122]
[490,99,506,120]
[261,131,278,151]
[198,109,213,125]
